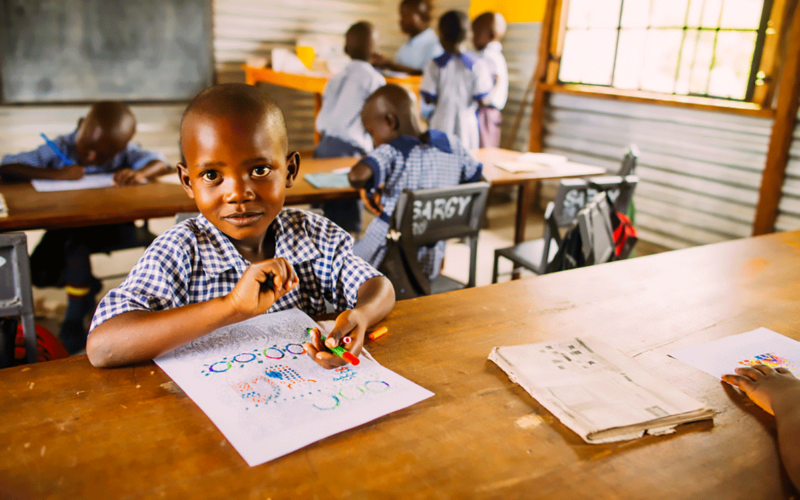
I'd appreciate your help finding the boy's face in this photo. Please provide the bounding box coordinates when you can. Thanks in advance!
[75,119,129,166]
[177,112,299,253]
[362,100,399,149]
[399,4,426,35]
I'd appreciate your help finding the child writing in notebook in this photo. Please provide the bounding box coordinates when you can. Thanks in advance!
[0,101,170,354]
[722,364,800,488]
[348,84,483,279]
[87,84,395,369]
[314,21,386,234]
[420,10,493,151]
[472,12,508,148]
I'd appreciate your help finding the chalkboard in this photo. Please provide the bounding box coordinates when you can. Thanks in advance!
[0,0,214,103]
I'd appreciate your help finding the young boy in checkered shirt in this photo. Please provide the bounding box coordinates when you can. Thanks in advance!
[349,84,483,279]
[87,84,395,369]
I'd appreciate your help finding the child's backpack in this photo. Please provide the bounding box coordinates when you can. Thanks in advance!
[611,209,637,259]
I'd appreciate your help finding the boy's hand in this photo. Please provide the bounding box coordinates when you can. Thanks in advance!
[113,168,146,186]
[722,364,800,416]
[370,52,389,68]
[55,165,85,180]
[226,258,298,319]
[359,188,383,216]
[303,309,367,369]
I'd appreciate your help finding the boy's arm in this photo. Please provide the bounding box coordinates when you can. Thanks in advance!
[348,159,374,189]
[87,258,299,368]
[0,163,84,181]
[304,275,395,369]
[113,160,171,186]
[722,365,800,487]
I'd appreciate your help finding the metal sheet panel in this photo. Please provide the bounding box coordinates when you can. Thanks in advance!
[775,107,800,232]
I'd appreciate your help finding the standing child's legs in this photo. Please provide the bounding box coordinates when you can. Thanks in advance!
[478,106,502,148]
[313,135,366,234]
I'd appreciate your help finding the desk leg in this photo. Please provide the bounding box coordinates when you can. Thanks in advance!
[512,180,536,280]
[314,93,322,145]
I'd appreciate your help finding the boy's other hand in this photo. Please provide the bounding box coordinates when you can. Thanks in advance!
[55,165,85,180]
[113,168,146,186]
[370,52,389,68]
[722,364,800,416]
[359,188,383,216]
[226,258,298,319]
[303,309,366,369]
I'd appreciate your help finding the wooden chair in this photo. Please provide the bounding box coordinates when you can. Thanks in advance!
[619,144,639,176]
[379,182,490,299]
[0,233,38,364]
[492,176,638,283]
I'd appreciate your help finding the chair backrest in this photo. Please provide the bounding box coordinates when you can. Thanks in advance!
[577,192,616,266]
[391,182,490,294]
[618,144,639,176]
[553,175,638,223]
[538,201,562,271]
[0,232,38,363]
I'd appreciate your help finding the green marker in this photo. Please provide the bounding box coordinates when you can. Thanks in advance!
[306,327,360,365]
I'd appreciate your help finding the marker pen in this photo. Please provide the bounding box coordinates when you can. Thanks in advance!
[306,327,360,365]
[40,133,75,166]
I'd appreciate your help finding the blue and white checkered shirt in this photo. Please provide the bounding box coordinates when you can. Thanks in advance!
[1,130,167,174]
[353,131,482,278]
[315,60,386,153]
[90,208,382,332]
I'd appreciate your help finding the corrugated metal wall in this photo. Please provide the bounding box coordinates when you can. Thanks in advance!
[775,108,800,231]
[542,93,773,249]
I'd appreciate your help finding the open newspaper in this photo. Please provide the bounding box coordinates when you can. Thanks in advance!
[489,337,714,443]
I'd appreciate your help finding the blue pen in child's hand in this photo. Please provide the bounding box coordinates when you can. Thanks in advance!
[40,133,74,166]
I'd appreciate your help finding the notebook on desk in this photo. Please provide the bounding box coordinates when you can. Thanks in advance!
[494,153,568,173]
[489,337,714,443]
[304,172,351,189]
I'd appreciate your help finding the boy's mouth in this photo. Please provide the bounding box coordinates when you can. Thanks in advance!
[222,212,264,226]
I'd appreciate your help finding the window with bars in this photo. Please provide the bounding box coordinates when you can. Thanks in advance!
[557,0,770,101]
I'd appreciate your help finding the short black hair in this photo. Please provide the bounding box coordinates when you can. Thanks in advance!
[179,83,287,163]
[400,0,433,22]
[345,21,375,61]
[438,10,469,43]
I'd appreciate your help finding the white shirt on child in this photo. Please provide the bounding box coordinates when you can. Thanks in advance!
[394,28,443,71]
[315,60,386,153]
[419,52,493,151]
[475,41,508,110]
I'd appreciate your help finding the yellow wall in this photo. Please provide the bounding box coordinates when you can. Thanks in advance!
[468,0,545,22]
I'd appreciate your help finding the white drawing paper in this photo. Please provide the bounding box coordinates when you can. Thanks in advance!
[154,308,433,466]
[669,327,800,379]
[31,174,117,192]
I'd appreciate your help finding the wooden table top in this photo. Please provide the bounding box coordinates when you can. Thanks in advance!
[0,149,602,233]
[3,230,798,498]
[243,65,422,95]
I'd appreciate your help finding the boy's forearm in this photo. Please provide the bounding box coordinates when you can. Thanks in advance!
[383,61,422,75]
[352,276,395,326]
[86,296,248,368]
[0,163,57,180]
[138,160,171,179]
[348,161,373,189]
[771,389,800,487]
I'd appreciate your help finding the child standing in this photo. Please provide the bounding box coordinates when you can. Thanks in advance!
[0,101,170,354]
[314,21,386,234]
[349,84,483,279]
[372,0,443,76]
[472,12,508,148]
[420,10,493,151]
[87,84,395,369]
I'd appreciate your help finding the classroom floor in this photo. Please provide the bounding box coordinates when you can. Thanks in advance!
[27,186,669,353]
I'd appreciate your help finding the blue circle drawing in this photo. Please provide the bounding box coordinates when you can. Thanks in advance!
[263,347,285,359]
[313,395,340,411]
[285,343,305,355]
[233,353,257,364]
[208,361,232,373]
[365,381,390,393]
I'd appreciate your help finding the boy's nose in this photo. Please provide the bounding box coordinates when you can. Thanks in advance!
[224,176,255,203]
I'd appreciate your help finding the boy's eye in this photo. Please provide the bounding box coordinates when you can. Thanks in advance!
[251,165,271,178]
[201,170,219,181]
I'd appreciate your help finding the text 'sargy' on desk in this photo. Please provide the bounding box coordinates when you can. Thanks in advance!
[3,229,798,498]
[243,65,422,144]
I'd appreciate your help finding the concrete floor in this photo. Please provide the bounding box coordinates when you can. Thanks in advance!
[27,186,669,352]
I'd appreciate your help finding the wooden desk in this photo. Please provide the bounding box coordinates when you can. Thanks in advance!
[0,157,357,232]
[3,230,797,498]
[243,66,422,144]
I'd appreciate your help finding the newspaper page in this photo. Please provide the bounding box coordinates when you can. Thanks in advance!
[489,337,713,443]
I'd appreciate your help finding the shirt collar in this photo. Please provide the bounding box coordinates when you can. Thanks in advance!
[193,211,323,279]
[433,51,475,70]
[484,41,502,53]
[389,135,421,160]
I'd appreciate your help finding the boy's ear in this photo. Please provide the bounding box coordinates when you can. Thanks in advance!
[285,152,300,188]
[176,162,196,199]
[386,113,399,131]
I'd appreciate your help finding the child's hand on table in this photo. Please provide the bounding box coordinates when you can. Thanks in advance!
[721,364,800,415]
[226,258,298,319]
[55,165,85,180]
[113,168,146,186]
[304,309,367,369]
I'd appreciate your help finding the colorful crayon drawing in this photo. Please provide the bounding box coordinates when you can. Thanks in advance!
[737,352,797,372]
